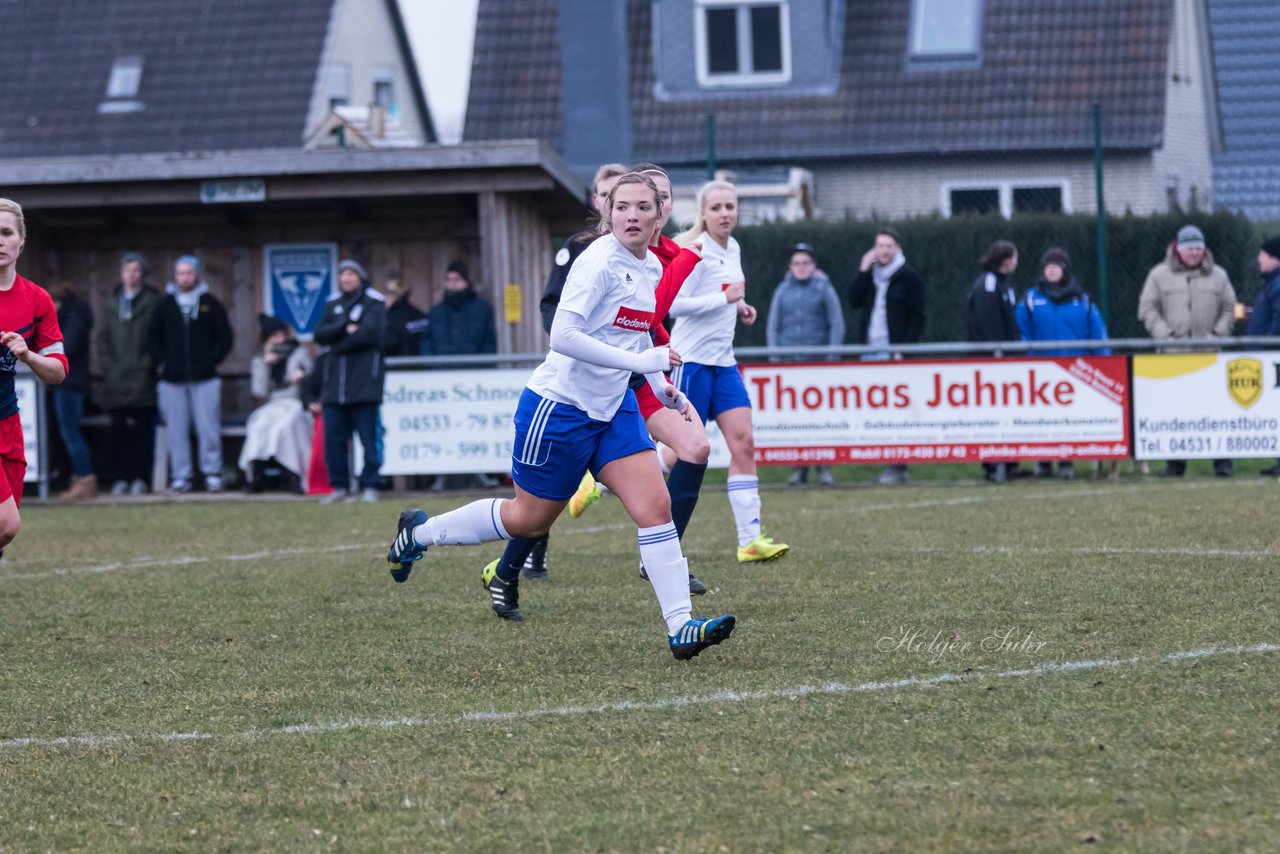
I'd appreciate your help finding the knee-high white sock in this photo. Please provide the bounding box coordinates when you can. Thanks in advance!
[413,498,510,546]
[638,523,692,634]
[726,475,761,547]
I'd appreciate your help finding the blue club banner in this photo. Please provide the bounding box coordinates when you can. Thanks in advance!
[263,244,338,339]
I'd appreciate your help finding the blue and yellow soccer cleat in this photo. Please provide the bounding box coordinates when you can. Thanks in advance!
[669,615,736,660]
[387,508,429,583]
[568,472,602,519]
[482,559,524,621]
[736,533,789,563]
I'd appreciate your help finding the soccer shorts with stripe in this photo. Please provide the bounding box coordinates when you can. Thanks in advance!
[670,363,751,424]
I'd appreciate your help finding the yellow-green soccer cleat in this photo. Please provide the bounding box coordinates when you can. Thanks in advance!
[481,559,523,621]
[568,471,602,519]
[736,533,789,563]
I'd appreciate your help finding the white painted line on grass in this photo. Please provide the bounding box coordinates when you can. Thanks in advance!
[895,545,1276,559]
[0,543,384,582]
[3,643,1275,752]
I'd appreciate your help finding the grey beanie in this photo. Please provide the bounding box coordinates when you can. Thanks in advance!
[1176,225,1206,249]
[121,251,150,274]
[338,258,369,281]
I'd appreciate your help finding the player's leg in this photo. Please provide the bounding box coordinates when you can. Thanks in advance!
[643,404,711,594]
[716,404,789,563]
[0,438,24,556]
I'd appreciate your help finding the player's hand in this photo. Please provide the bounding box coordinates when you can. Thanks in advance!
[667,346,683,368]
[1,331,30,362]
[658,383,692,420]
[723,281,746,303]
[738,302,758,325]
[686,241,703,258]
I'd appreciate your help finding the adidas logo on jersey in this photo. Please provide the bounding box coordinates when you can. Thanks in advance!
[613,306,654,331]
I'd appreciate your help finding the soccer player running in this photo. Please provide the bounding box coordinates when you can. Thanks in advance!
[668,181,789,563]
[0,199,69,558]
[386,173,735,660]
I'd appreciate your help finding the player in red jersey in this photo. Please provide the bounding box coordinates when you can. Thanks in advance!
[0,199,69,558]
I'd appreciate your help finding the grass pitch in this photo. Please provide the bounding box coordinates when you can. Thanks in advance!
[1,474,1278,850]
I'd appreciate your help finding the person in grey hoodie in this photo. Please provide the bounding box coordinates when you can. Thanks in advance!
[767,243,845,486]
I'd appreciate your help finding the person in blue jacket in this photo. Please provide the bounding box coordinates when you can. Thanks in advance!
[1016,247,1109,480]
[1247,236,1280,475]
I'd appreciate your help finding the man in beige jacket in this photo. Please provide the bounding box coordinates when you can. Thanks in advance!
[1137,224,1238,477]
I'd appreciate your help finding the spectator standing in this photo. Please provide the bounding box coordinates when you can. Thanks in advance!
[1138,225,1238,477]
[421,261,499,491]
[767,242,845,486]
[382,277,428,357]
[147,255,233,493]
[97,252,160,495]
[1016,247,1110,480]
[313,259,386,503]
[968,240,1021,483]
[1247,236,1280,475]
[851,226,926,485]
[239,315,313,493]
[50,282,96,499]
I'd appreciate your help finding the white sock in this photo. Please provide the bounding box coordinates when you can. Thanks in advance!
[726,475,762,547]
[598,482,610,497]
[638,523,692,634]
[413,498,510,546]
[656,443,672,474]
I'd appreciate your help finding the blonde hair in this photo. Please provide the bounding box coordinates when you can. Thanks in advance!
[0,198,25,238]
[597,172,661,233]
[675,180,736,247]
[592,163,629,190]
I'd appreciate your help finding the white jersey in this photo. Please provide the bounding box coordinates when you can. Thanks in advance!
[527,233,663,421]
[668,235,741,367]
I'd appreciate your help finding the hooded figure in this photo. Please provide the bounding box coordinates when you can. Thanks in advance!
[420,261,497,357]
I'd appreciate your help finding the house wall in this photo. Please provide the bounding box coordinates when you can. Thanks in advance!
[1151,0,1216,212]
[809,152,1164,220]
[304,0,430,143]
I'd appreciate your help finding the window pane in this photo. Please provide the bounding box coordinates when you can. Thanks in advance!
[706,8,739,74]
[750,5,783,73]
[374,80,394,108]
[913,0,981,56]
[1012,186,1064,214]
[950,188,1000,216]
[107,57,143,98]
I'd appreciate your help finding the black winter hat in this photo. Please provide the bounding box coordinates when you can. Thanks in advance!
[1040,247,1071,274]
[446,261,471,284]
[258,313,289,344]
[1262,236,1280,262]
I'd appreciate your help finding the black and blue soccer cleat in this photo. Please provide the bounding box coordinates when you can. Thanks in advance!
[668,614,736,660]
[387,508,429,583]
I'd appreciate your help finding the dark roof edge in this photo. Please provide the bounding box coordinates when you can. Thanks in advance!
[646,141,1160,167]
[0,140,583,195]
[384,0,438,144]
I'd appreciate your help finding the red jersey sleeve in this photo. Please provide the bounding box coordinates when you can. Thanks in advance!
[31,281,68,374]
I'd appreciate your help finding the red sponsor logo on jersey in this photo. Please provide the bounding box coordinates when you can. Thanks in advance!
[613,306,654,331]
[721,280,744,292]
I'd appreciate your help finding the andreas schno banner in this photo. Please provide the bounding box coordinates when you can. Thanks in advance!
[1133,352,1280,460]
[738,357,1129,465]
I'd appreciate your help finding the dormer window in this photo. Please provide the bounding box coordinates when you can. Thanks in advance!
[98,56,145,113]
[909,0,983,65]
[695,0,791,87]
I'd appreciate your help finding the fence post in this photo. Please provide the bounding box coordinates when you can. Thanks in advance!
[1093,101,1110,327]
[705,112,716,180]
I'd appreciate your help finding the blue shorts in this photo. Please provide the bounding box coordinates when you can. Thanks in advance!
[509,388,655,501]
[671,363,751,424]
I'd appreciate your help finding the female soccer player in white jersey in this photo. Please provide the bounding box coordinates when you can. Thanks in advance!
[669,181,789,563]
[386,173,735,660]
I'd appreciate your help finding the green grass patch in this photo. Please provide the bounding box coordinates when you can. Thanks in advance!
[1,478,1277,849]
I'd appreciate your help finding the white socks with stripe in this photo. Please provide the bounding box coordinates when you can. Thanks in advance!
[638,522,692,634]
[413,498,510,547]
[726,475,762,547]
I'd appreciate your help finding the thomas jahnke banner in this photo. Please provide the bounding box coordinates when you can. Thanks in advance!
[737,357,1129,465]
[1132,352,1280,460]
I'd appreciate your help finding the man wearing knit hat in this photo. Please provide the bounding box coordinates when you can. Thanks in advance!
[1138,224,1239,477]
[1247,236,1280,475]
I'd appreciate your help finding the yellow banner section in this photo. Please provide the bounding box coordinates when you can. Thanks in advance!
[503,284,522,324]
[1131,354,1217,379]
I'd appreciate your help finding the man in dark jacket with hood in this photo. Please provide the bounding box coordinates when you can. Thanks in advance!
[1247,236,1280,475]
[313,258,387,503]
[147,255,234,493]
[98,252,161,495]
[420,262,497,358]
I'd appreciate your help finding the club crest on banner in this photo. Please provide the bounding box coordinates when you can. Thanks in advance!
[1226,358,1262,409]
[263,244,338,340]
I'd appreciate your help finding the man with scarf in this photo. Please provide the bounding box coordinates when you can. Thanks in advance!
[147,254,234,493]
[851,226,926,485]
[313,259,387,504]
[1138,225,1238,477]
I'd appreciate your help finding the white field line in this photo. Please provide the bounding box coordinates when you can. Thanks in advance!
[0,543,384,582]
[2,643,1276,752]
[893,545,1276,558]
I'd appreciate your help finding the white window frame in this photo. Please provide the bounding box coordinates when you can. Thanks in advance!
[940,179,1072,219]
[908,0,984,61]
[106,56,143,99]
[694,0,792,87]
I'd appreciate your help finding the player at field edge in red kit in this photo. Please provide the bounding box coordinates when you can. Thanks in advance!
[0,198,69,558]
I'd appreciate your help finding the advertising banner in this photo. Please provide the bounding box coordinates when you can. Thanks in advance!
[16,375,38,482]
[263,244,337,340]
[1132,352,1280,460]
[739,357,1130,464]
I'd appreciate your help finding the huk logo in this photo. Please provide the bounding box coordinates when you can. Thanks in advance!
[1227,358,1263,409]
[613,306,653,331]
